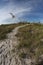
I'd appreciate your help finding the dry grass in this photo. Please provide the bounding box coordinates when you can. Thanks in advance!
[16,23,43,58]
[0,22,26,40]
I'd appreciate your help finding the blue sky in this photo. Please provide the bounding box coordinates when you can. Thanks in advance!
[0,0,43,24]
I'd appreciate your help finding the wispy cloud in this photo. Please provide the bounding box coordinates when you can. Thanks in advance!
[0,0,43,24]
[0,0,32,24]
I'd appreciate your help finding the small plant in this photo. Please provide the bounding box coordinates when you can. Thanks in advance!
[19,52,27,58]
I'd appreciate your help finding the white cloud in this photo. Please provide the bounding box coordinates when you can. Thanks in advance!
[0,0,32,24]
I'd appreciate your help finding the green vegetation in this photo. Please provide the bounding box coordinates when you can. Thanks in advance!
[16,23,43,58]
[0,22,43,59]
[0,22,27,40]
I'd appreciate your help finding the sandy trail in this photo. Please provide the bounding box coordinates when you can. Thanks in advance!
[0,24,33,65]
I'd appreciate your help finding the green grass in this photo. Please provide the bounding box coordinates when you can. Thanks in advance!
[16,23,43,58]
